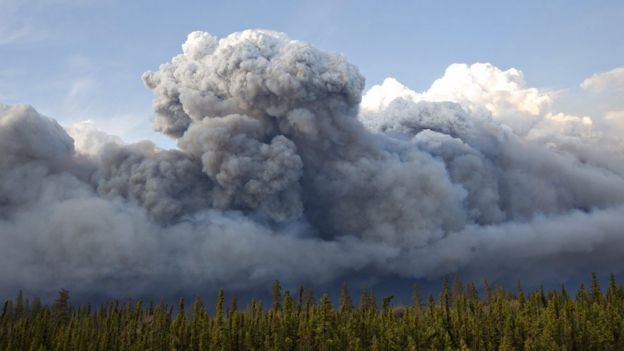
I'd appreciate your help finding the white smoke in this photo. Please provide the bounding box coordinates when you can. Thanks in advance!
[2,30,624,300]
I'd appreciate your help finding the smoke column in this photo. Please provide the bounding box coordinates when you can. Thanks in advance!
[1,30,624,299]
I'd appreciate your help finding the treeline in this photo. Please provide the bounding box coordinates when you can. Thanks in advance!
[2,273,624,350]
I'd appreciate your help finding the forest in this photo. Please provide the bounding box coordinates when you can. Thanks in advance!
[1,273,623,351]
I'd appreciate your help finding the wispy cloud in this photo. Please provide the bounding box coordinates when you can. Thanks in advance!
[581,67,624,92]
[64,77,97,108]
[0,0,96,47]
[0,1,48,46]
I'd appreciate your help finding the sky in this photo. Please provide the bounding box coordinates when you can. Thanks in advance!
[1,0,623,148]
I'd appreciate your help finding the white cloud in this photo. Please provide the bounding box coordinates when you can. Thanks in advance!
[360,77,422,112]
[362,63,554,135]
[606,110,624,120]
[528,112,593,139]
[66,120,123,155]
[581,67,624,92]
[360,62,624,148]
[423,63,552,117]
[62,112,151,144]
[605,110,624,130]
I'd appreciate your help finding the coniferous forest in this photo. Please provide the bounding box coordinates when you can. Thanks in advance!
[2,273,623,351]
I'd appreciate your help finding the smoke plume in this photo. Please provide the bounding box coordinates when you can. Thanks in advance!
[2,30,624,299]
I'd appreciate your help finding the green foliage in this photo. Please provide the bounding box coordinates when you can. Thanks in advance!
[1,274,623,350]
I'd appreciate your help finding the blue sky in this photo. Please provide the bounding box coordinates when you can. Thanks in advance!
[1,0,623,146]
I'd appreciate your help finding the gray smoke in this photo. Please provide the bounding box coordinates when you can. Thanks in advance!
[2,30,624,300]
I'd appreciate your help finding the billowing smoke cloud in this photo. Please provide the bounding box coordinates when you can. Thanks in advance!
[2,30,624,300]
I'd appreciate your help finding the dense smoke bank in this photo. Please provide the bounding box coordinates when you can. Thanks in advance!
[2,30,624,299]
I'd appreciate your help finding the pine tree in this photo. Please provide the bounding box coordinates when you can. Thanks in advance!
[2,273,624,351]
[271,280,282,312]
[14,290,24,319]
[171,297,188,351]
[211,289,226,351]
[339,284,352,315]
[52,289,71,324]
[591,272,603,304]
[381,295,394,312]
